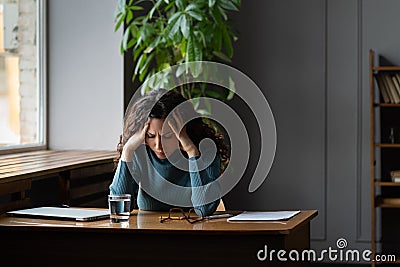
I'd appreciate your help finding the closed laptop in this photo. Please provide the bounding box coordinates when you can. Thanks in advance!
[7,207,110,221]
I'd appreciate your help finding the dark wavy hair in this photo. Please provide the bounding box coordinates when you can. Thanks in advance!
[115,89,230,170]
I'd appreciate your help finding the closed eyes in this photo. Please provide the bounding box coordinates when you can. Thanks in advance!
[146,132,173,139]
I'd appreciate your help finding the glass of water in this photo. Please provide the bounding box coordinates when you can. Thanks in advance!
[108,194,131,223]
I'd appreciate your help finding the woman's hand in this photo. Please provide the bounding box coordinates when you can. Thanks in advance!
[121,119,150,162]
[168,110,199,158]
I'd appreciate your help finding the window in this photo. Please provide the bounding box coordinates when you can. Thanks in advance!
[0,0,46,153]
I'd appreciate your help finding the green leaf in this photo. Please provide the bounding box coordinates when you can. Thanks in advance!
[212,51,231,62]
[134,54,146,75]
[194,30,206,47]
[165,1,175,11]
[212,27,222,51]
[129,5,144,11]
[129,23,139,37]
[115,12,123,19]
[144,36,161,54]
[192,87,201,94]
[217,6,228,21]
[140,24,154,45]
[168,16,183,41]
[196,109,212,116]
[133,44,144,61]
[122,27,131,51]
[176,63,186,77]
[173,28,183,43]
[227,76,235,100]
[186,34,202,77]
[139,53,155,82]
[142,52,155,72]
[186,34,194,61]
[114,14,125,32]
[185,4,198,11]
[219,0,239,11]
[127,39,136,49]
[149,0,162,19]
[210,8,222,24]
[187,10,203,21]
[159,62,171,71]
[141,78,150,95]
[191,97,200,110]
[193,37,202,61]
[180,37,187,57]
[167,12,181,24]
[126,10,133,24]
[176,0,184,10]
[180,15,190,39]
[187,34,201,61]
[190,62,202,78]
[222,26,233,58]
[115,0,126,15]
[209,0,216,8]
[139,68,147,82]
[119,41,124,54]
[205,90,221,98]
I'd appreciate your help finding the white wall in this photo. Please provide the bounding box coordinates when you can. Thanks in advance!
[48,0,123,150]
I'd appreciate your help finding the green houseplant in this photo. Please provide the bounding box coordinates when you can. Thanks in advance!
[115,0,241,112]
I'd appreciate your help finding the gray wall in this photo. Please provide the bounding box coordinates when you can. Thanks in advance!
[227,0,400,256]
[46,0,400,259]
[48,0,123,150]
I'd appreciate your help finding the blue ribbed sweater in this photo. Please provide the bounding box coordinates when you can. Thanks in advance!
[109,145,220,216]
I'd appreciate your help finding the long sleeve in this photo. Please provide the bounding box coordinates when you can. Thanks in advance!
[109,160,139,211]
[109,145,223,215]
[189,152,221,216]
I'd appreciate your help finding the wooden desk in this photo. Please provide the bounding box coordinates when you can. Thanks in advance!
[0,209,317,267]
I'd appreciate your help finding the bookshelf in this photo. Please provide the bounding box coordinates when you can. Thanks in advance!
[370,49,400,266]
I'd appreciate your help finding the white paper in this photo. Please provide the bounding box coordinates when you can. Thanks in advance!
[227,210,300,222]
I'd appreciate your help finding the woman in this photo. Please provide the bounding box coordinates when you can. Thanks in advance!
[109,89,229,216]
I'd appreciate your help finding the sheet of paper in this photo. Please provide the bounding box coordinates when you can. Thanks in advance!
[227,210,300,222]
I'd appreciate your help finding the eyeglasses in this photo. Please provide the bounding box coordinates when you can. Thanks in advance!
[160,208,204,224]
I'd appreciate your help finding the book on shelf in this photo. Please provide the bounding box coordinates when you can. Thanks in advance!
[375,73,391,103]
[395,73,400,88]
[382,72,400,103]
[390,170,400,182]
[380,73,395,103]
[391,75,400,101]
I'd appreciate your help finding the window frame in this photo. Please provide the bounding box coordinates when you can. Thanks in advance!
[0,0,47,155]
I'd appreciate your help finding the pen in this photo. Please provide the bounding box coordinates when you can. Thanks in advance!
[205,214,233,220]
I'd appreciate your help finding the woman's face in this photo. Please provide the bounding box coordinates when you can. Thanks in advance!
[145,118,179,159]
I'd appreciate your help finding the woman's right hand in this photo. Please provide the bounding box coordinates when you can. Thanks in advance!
[121,119,150,162]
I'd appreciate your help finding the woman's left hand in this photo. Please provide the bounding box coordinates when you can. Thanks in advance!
[168,110,199,157]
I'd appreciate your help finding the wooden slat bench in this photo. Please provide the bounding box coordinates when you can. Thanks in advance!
[0,150,117,213]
